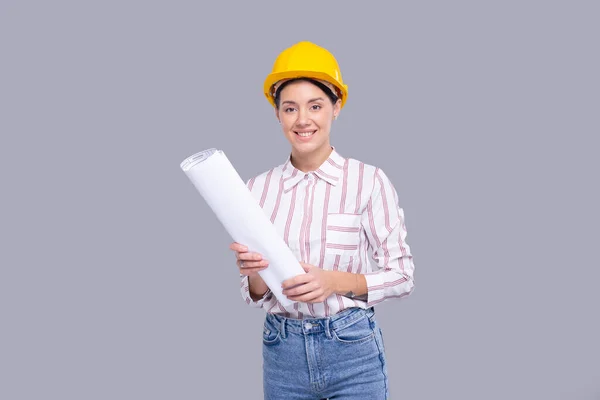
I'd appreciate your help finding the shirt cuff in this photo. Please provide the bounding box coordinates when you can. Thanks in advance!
[240,275,272,307]
[364,273,386,307]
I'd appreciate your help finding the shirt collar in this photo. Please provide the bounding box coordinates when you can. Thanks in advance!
[281,147,346,192]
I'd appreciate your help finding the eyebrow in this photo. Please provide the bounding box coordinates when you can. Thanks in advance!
[281,97,325,105]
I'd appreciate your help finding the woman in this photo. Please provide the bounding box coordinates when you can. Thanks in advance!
[229,41,415,399]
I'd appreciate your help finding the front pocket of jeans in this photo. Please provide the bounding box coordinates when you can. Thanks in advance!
[262,323,281,346]
[331,316,375,344]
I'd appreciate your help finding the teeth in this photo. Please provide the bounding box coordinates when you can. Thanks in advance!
[297,131,315,137]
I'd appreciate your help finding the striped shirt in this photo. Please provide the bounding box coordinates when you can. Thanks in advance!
[240,147,415,319]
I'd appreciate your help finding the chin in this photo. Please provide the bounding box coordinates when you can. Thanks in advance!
[294,142,326,154]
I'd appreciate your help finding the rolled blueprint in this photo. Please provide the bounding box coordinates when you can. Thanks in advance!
[180,148,305,307]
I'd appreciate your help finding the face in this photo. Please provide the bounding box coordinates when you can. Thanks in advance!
[275,80,341,157]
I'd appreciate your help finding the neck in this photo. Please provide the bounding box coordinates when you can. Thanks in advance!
[290,145,333,172]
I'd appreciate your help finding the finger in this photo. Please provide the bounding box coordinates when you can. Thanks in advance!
[238,252,263,262]
[239,268,267,276]
[230,243,248,252]
[283,281,319,297]
[239,264,268,272]
[236,252,261,261]
[237,260,268,274]
[281,273,314,289]
[299,262,312,272]
[239,259,269,269]
[288,288,324,303]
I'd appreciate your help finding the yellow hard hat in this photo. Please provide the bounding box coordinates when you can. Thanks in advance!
[263,41,349,108]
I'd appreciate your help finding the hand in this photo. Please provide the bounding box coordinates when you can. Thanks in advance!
[281,263,337,303]
[229,242,269,277]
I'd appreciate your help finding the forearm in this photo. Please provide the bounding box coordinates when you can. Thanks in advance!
[248,274,269,301]
[332,271,367,298]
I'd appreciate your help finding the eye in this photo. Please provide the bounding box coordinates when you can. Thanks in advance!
[284,107,296,113]
[311,104,322,111]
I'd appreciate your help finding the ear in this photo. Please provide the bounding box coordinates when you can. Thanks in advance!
[274,107,280,124]
[333,99,342,120]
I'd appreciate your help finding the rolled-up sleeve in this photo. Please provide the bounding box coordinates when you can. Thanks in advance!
[361,168,415,306]
[240,275,273,307]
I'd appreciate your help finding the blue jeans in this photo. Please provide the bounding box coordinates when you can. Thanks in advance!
[262,307,389,399]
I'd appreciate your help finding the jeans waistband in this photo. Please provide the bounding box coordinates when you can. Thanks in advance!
[266,307,375,338]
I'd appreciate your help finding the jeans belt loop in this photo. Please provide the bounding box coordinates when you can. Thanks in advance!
[325,317,332,339]
[280,317,287,339]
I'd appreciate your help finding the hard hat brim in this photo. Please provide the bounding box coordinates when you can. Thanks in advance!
[264,70,348,108]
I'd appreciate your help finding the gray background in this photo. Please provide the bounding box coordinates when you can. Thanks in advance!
[1,1,599,399]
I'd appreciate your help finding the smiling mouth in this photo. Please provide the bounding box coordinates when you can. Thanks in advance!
[294,130,316,137]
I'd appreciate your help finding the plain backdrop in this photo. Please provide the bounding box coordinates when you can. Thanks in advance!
[1,1,599,399]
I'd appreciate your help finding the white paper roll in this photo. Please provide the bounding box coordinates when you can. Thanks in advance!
[180,148,305,307]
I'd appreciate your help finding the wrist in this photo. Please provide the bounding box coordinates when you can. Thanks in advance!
[333,271,367,298]
[248,274,269,298]
[330,270,342,294]
[331,271,355,294]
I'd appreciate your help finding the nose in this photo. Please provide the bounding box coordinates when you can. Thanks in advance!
[295,108,310,126]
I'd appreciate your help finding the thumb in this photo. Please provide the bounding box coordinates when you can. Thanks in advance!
[299,262,311,272]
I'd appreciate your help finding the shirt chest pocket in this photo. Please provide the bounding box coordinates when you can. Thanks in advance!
[325,213,362,256]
